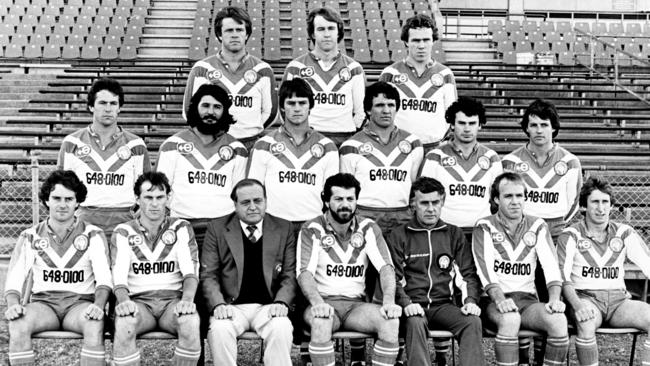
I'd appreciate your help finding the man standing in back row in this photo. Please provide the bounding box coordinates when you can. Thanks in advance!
[380,14,457,152]
[183,6,277,150]
[283,6,366,146]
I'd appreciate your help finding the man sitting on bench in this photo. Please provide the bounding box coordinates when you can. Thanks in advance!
[111,172,201,366]
[558,177,650,366]
[4,170,112,366]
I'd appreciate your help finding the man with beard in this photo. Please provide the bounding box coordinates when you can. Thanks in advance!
[297,173,402,366]
[156,84,247,247]
[58,77,150,241]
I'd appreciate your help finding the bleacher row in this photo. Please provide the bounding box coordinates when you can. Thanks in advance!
[488,19,650,65]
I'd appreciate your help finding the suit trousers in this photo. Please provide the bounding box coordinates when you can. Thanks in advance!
[207,303,293,366]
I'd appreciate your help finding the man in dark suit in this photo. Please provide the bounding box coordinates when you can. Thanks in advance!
[200,178,297,366]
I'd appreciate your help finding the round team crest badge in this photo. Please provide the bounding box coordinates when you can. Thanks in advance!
[517,162,530,173]
[207,69,222,82]
[609,237,624,252]
[218,145,234,161]
[394,73,409,85]
[437,254,451,270]
[73,235,89,251]
[244,70,258,84]
[577,239,592,251]
[358,143,374,156]
[128,234,143,246]
[117,146,132,160]
[75,144,91,158]
[310,143,325,158]
[33,238,49,251]
[177,142,194,154]
[299,66,315,78]
[270,142,286,155]
[492,232,505,243]
[478,156,491,170]
[430,74,444,87]
[350,232,364,248]
[338,67,351,82]
[554,161,568,176]
[321,235,335,249]
[398,140,412,154]
[523,231,537,247]
[161,230,177,245]
[443,156,457,167]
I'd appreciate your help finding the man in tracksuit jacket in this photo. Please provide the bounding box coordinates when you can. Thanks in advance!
[386,176,484,366]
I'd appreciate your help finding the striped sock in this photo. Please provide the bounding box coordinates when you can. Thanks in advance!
[300,342,312,365]
[434,338,451,365]
[575,337,598,366]
[640,339,650,366]
[174,345,201,366]
[112,350,141,366]
[8,350,35,366]
[519,337,531,365]
[543,336,569,366]
[533,337,546,366]
[495,334,519,366]
[80,345,105,366]
[309,341,335,366]
[371,339,399,366]
[349,338,366,362]
[396,340,405,364]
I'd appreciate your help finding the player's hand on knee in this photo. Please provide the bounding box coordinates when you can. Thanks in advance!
[174,300,197,316]
[213,304,233,320]
[4,304,25,320]
[574,306,595,322]
[380,303,402,319]
[545,300,565,314]
[404,303,424,317]
[311,303,334,318]
[496,298,518,313]
[85,303,105,320]
[115,300,138,317]
[460,302,481,316]
[268,303,288,318]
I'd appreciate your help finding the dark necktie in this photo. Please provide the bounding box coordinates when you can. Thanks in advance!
[246,225,258,243]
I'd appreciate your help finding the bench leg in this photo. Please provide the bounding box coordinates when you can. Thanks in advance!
[629,333,638,366]
[451,338,456,366]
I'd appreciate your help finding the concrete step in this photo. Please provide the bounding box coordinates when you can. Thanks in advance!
[443,39,493,50]
[150,8,195,17]
[141,35,191,46]
[146,16,194,27]
[143,26,193,35]
[151,0,198,8]
[445,49,498,61]
[138,47,189,58]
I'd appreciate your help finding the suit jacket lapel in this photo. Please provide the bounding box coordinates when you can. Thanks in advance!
[262,216,280,293]
[225,216,245,293]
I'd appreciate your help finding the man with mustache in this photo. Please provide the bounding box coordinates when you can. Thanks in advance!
[183,6,277,150]
[156,83,247,248]
[57,77,150,241]
[297,173,402,366]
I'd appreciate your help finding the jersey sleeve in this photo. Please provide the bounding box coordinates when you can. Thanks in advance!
[410,142,424,179]
[351,68,366,128]
[176,221,200,280]
[182,63,204,120]
[471,223,501,293]
[245,141,269,182]
[155,139,178,186]
[339,143,358,175]
[232,148,248,187]
[364,222,393,271]
[110,225,131,292]
[556,229,578,285]
[442,70,458,110]
[563,159,583,222]
[624,227,650,279]
[88,229,113,291]
[534,221,562,288]
[4,233,33,299]
[141,148,152,173]
[297,224,319,277]
[385,228,412,308]
[452,228,481,304]
[259,66,278,128]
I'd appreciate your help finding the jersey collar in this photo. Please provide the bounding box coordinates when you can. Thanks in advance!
[363,125,400,145]
[279,125,315,146]
[448,138,480,160]
[216,50,250,70]
[406,216,448,232]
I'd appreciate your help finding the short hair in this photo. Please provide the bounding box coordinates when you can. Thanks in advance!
[489,172,527,213]
[410,177,445,201]
[307,7,344,43]
[400,14,439,43]
[521,99,561,138]
[134,171,171,196]
[230,178,266,202]
[322,173,361,203]
[87,77,124,108]
[579,176,616,207]
[186,84,236,128]
[445,96,486,126]
[39,170,87,209]
[213,6,252,40]
[278,78,315,111]
[363,81,401,114]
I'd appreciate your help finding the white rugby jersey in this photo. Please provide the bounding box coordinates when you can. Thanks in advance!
[156,129,247,219]
[282,52,365,133]
[111,217,199,295]
[419,141,502,228]
[472,214,562,295]
[246,127,339,222]
[57,127,150,208]
[183,52,277,139]
[4,219,112,298]
[297,215,393,299]
[340,127,423,209]
[558,220,650,290]
[503,145,582,238]
[379,59,457,144]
